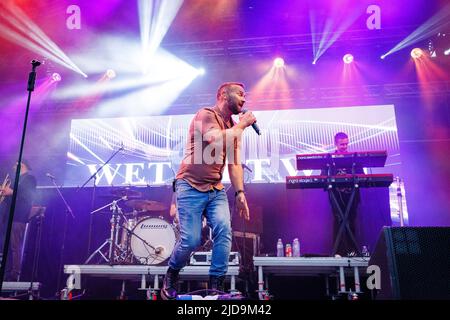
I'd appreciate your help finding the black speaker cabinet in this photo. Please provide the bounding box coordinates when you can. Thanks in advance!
[231,205,263,235]
[369,226,450,299]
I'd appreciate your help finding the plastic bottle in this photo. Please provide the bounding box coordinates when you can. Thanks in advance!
[276,239,284,257]
[293,238,300,257]
[285,243,292,257]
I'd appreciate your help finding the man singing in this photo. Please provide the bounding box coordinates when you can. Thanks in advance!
[161,82,256,300]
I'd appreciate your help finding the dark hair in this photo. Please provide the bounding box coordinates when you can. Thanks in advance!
[334,132,348,144]
[20,159,32,170]
[216,82,244,100]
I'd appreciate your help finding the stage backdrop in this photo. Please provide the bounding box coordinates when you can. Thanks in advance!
[63,104,407,223]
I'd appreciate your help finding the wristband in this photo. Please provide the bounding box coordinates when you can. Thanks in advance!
[235,190,245,197]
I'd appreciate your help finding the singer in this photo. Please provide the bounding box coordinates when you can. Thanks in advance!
[0,159,36,281]
[161,82,255,300]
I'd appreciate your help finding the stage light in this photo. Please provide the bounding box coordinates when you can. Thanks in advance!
[380,5,450,60]
[51,73,61,82]
[197,68,205,75]
[312,60,317,65]
[411,48,424,59]
[380,54,386,60]
[343,54,354,64]
[445,48,450,56]
[273,57,285,68]
[106,69,116,79]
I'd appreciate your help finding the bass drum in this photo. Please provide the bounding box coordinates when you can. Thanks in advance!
[130,217,178,265]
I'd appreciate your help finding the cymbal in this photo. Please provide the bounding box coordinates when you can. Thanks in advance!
[125,200,167,212]
[123,209,151,217]
[110,188,142,198]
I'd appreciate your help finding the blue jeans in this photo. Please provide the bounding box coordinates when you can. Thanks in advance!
[168,179,232,277]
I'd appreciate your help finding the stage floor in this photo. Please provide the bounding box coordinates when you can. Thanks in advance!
[253,256,370,299]
[63,264,241,298]
[62,256,370,299]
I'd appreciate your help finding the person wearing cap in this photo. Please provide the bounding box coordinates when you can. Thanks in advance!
[0,160,37,281]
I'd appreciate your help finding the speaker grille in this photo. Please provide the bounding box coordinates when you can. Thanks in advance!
[388,227,450,299]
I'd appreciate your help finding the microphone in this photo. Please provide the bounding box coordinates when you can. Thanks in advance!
[46,173,56,180]
[31,59,42,67]
[241,109,261,135]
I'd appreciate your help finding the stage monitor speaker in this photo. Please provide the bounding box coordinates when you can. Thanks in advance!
[231,205,262,235]
[369,226,450,300]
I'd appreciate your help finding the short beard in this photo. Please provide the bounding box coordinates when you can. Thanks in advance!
[229,102,240,115]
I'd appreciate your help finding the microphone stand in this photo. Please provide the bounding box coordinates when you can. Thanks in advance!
[28,208,44,300]
[77,145,124,261]
[0,60,41,293]
[50,175,75,296]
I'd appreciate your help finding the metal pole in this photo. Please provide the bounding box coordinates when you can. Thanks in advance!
[0,60,41,293]
[396,176,405,226]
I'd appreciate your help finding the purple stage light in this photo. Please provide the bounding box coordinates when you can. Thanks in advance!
[343,54,354,64]
[52,73,61,82]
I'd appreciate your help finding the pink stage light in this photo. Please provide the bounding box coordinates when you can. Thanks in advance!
[343,54,354,64]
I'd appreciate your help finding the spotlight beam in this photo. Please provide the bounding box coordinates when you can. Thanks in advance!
[0,25,87,77]
[138,0,183,73]
[309,11,318,60]
[67,152,86,165]
[0,2,87,77]
[381,4,450,58]
[310,4,364,63]
[138,0,154,73]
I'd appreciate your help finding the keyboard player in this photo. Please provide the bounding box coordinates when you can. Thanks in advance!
[321,132,364,257]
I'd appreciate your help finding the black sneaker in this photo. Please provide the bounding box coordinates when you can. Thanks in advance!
[161,267,179,300]
[209,275,225,295]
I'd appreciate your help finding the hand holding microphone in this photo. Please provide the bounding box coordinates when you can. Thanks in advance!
[240,109,261,135]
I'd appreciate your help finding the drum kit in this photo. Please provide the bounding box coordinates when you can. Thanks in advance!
[84,188,178,266]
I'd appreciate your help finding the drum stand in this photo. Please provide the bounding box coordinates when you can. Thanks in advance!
[117,223,160,264]
[85,197,161,265]
[84,197,128,265]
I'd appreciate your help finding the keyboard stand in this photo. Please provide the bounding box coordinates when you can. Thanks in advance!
[328,160,361,256]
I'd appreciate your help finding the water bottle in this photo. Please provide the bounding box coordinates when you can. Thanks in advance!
[285,243,292,257]
[361,245,369,257]
[276,239,284,257]
[293,238,300,257]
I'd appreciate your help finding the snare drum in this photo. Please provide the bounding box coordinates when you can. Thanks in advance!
[130,216,178,265]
